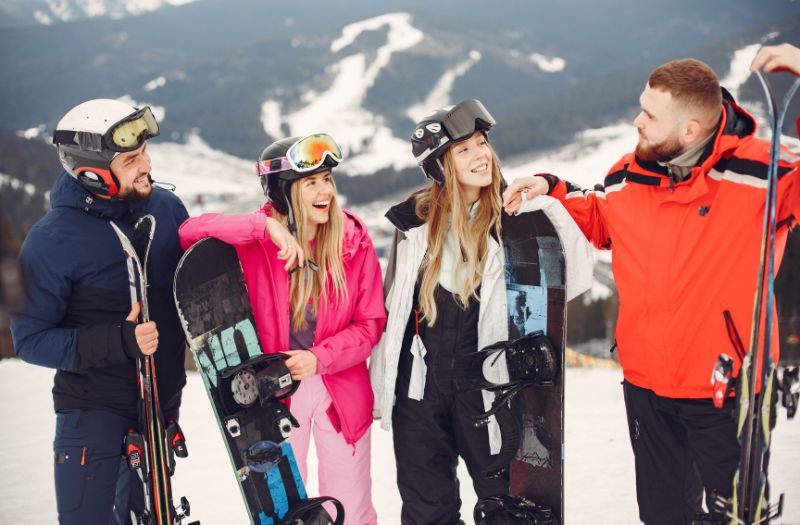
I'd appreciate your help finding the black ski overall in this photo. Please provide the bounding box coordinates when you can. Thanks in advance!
[392,282,509,525]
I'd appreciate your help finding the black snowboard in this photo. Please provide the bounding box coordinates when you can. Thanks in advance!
[502,210,566,522]
[174,237,342,525]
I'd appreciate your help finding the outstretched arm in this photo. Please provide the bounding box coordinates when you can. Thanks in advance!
[179,212,305,271]
[504,173,612,249]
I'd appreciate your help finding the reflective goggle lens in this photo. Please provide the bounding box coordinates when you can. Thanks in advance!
[108,107,159,151]
[286,133,343,171]
[256,133,343,176]
[442,99,496,141]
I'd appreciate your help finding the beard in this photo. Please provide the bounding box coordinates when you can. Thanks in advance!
[118,174,153,201]
[635,136,683,163]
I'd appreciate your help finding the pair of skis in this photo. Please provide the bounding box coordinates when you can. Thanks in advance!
[721,73,800,525]
[111,215,196,525]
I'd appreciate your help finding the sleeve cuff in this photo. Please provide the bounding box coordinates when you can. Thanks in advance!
[535,173,559,194]
[121,321,142,360]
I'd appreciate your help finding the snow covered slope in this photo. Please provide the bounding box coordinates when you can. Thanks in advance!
[0,359,798,523]
[0,0,197,25]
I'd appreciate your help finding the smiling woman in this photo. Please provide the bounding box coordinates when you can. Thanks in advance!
[369,99,594,524]
[177,132,386,524]
[369,101,508,524]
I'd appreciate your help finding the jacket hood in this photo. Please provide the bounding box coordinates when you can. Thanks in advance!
[50,171,145,220]
[385,191,425,233]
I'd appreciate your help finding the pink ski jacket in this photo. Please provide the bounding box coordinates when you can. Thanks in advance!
[179,203,386,445]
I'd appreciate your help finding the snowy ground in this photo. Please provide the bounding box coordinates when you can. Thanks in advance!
[0,359,798,524]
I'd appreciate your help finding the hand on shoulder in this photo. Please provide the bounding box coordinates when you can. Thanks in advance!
[264,216,305,271]
[502,175,551,215]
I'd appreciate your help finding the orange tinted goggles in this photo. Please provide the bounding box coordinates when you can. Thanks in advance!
[257,133,343,176]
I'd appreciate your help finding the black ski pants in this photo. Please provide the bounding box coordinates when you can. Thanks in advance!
[393,382,509,525]
[622,381,740,525]
[53,409,144,525]
[392,284,508,525]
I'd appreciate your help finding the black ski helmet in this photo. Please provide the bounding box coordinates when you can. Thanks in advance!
[52,99,159,197]
[258,135,341,217]
[411,99,496,184]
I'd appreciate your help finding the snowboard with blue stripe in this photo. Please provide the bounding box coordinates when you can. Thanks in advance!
[501,210,566,523]
[173,237,316,524]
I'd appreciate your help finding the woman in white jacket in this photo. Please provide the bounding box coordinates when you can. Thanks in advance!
[369,99,594,524]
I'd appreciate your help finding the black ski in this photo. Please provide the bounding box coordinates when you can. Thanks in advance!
[727,72,800,525]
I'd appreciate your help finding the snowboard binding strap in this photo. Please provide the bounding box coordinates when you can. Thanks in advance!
[278,496,345,525]
[474,495,554,525]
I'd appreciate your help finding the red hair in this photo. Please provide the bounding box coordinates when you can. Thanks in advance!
[649,58,722,128]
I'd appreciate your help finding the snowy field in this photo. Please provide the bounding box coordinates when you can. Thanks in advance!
[0,359,798,524]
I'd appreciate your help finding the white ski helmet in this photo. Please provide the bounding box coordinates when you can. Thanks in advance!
[53,99,159,197]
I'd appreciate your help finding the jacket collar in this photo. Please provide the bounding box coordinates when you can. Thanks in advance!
[630,91,756,184]
[50,171,144,220]
[386,190,501,245]
[385,191,425,233]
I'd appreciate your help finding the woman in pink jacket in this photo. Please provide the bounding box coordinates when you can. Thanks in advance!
[178,134,386,524]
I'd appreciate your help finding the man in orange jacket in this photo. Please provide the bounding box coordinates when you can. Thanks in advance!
[504,43,800,524]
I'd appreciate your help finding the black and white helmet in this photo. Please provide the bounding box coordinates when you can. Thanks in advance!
[52,99,159,197]
[410,99,496,184]
[256,134,342,235]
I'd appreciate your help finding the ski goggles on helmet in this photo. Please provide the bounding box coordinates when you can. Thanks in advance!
[107,106,159,151]
[256,133,343,176]
[53,106,160,153]
[439,99,496,141]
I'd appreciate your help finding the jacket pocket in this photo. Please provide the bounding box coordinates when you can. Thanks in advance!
[326,402,342,434]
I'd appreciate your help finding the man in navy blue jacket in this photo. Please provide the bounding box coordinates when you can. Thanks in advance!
[11,99,189,524]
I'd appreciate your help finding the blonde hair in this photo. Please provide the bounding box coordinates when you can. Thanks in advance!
[275,174,348,331]
[414,139,503,326]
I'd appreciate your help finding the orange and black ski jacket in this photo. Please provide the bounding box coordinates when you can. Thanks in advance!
[545,96,800,398]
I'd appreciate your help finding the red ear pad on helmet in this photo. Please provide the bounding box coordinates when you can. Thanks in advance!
[75,166,120,198]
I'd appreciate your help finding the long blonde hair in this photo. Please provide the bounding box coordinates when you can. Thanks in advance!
[414,140,503,326]
[274,174,348,331]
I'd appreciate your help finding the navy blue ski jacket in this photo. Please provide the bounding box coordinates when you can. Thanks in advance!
[11,172,189,420]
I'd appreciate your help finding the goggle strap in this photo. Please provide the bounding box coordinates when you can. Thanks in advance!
[53,130,104,152]
[53,107,158,153]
